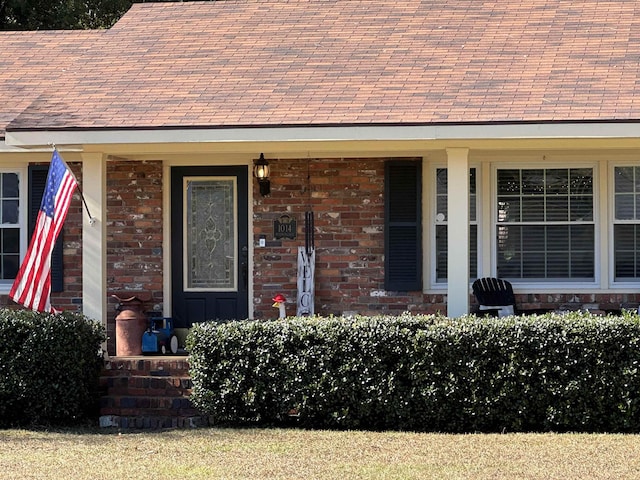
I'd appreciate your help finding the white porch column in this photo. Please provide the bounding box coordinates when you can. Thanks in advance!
[446,148,470,317]
[80,153,107,325]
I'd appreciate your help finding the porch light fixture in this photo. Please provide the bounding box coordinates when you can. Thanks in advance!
[254,153,271,196]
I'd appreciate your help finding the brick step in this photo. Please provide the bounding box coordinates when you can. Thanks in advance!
[100,413,211,430]
[101,375,193,397]
[100,394,198,416]
[101,356,191,378]
[99,355,210,430]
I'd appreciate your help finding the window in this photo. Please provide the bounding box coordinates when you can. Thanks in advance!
[0,166,65,292]
[0,172,20,281]
[434,167,477,283]
[385,161,422,291]
[613,166,640,280]
[496,168,594,281]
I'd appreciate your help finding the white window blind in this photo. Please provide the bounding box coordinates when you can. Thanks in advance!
[496,168,594,281]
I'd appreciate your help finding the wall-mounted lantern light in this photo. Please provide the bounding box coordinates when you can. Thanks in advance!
[254,153,271,196]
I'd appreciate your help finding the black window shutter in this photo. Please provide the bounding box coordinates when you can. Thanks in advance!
[28,165,64,292]
[385,161,422,291]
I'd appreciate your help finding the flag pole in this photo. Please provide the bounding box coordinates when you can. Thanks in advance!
[50,144,96,225]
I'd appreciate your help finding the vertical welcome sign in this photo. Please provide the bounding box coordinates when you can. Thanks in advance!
[297,211,315,316]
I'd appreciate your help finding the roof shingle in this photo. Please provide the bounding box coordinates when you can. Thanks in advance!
[4,0,640,133]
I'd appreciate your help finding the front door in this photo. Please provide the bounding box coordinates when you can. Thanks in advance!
[171,166,248,327]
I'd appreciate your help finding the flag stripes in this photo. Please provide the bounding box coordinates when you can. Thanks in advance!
[9,151,77,313]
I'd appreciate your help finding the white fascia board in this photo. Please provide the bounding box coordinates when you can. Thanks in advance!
[5,122,640,148]
[0,141,51,152]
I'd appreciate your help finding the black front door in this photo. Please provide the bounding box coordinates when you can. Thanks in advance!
[170,166,248,327]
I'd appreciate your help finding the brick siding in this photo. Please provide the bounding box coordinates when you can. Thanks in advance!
[252,157,445,319]
[106,160,164,355]
[2,157,639,351]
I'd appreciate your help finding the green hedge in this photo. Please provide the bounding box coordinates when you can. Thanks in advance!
[0,309,106,428]
[187,312,640,433]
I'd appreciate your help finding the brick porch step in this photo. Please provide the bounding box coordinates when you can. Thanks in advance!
[99,356,211,429]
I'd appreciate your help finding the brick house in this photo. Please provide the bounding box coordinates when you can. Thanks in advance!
[2,1,640,355]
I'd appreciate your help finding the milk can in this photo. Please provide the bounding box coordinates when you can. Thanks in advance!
[113,293,148,356]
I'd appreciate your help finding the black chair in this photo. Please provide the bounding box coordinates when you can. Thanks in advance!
[472,277,516,317]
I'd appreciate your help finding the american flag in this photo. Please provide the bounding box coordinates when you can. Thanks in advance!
[10,151,77,313]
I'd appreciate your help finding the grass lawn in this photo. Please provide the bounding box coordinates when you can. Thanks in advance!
[1,428,639,479]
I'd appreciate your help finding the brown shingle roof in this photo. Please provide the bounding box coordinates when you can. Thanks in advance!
[0,30,103,136]
[5,0,640,133]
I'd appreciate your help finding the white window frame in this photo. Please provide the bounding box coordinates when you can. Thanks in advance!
[0,166,27,293]
[430,164,480,288]
[491,163,599,288]
[610,163,640,285]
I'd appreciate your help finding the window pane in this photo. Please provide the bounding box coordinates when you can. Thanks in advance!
[469,169,476,195]
[616,194,634,219]
[546,196,568,221]
[617,252,637,277]
[571,195,593,221]
[616,251,636,278]
[436,196,447,220]
[2,173,18,198]
[2,255,19,279]
[434,225,478,282]
[570,225,594,278]
[521,197,544,222]
[497,225,521,276]
[469,196,476,222]
[2,199,18,224]
[498,255,522,277]
[435,225,447,282]
[615,224,635,250]
[497,170,520,195]
[436,168,447,194]
[2,228,19,254]
[570,168,593,195]
[521,226,548,278]
[0,226,20,280]
[0,172,19,225]
[571,260,595,278]
[615,167,634,193]
[522,225,545,250]
[521,169,544,195]
[547,252,569,277]
[546,169,568,195]
[614,224,639,279]
[185,178,236,290]
[522,252,545,277]
[547,225,569,251]
[470,225,477,280]
[497,197,520,223]
[570,225,593,251]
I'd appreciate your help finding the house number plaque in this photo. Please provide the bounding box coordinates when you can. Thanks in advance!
[274,214,297,240]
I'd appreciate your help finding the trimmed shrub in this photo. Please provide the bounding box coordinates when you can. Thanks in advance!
[0,309,106,428]
[187,312,640,433]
